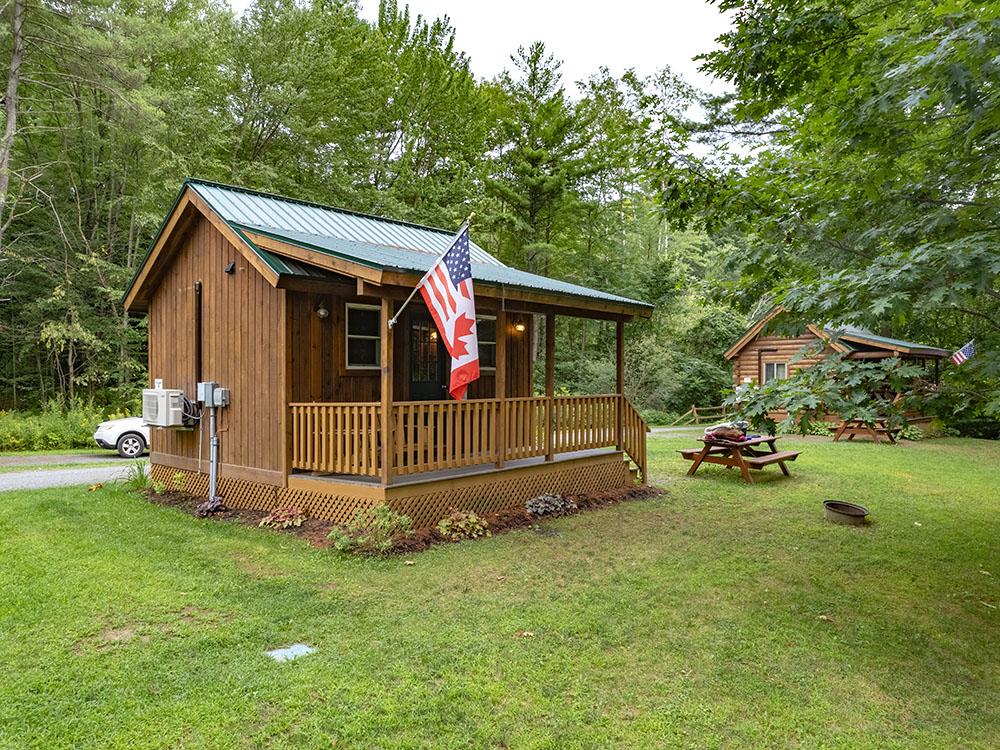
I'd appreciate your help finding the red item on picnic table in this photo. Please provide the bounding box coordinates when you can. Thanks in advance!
[704,427,745,442]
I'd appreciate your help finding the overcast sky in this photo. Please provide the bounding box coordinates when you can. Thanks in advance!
[226,0,733,94]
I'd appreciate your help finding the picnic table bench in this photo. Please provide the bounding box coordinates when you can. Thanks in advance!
[679,435,800,484]
[832,418,901,444]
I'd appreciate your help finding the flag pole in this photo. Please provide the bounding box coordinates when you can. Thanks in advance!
[388,213,474,329]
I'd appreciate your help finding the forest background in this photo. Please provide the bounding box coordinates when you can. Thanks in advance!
[1,0,996,445]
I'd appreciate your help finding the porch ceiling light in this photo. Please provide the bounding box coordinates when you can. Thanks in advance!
[315,303,329,319]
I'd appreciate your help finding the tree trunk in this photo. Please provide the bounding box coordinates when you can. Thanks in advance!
[0,0,25,252]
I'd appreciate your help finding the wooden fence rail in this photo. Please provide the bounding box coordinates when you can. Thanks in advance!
[670,403,728,426]
[290,395,649,481]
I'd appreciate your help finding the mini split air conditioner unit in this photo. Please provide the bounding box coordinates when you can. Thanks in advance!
[142,387,186,427]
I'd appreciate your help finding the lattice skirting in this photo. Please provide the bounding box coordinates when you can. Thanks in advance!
[151,455,631,529]
[385,459,631,529]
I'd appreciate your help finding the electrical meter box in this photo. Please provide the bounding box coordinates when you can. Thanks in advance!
[197,381,229,408]
[142,388,185,427]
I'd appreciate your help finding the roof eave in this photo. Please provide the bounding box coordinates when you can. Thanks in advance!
[243,227,653,319]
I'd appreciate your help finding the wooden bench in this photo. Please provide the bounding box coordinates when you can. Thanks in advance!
[744,450,800,468]
[678,446,728,460]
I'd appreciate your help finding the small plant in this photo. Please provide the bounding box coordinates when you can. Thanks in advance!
[898,424,925,441]
[437,510,491,541]
[259,505,307,529]
[172,471,185,492]
[328,505,413,555]
[120,460,151,493]
[525,493,578,517]
[151,481,167,495]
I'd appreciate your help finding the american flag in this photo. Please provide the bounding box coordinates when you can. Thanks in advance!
[419,226,480,400]
[951,339,975,366]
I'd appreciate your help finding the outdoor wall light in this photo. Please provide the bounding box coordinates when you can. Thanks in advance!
[315,303,329,319]
[513,321,526,333]
[429,330,438,341]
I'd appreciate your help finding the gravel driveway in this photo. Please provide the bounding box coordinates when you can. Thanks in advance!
[0,452,121,468]
[0,462,145,492]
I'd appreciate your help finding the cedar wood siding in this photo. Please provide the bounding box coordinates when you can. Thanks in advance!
[148,214,285,485]
[732,331,838,386]
[288,291,534,402]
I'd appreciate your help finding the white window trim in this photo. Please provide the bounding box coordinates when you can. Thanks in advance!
[345,303,381,370]
[477,314,497,372]
[762,361,788,384]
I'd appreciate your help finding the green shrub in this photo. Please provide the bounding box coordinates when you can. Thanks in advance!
[898,424,924,441]
[638,408,676,426]
[778,420,833,437]
[328,505,413,555]
[437,510,491,541]
[0,400,121,451]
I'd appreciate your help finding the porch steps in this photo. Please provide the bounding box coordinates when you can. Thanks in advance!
[626,458,641,485]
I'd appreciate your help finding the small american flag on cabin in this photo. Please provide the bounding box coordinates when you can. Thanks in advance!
[951,339,975,366]
[418,226,480,400]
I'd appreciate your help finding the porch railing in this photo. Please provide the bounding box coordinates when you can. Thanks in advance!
[290,402,381,476]
[289,394,648,481]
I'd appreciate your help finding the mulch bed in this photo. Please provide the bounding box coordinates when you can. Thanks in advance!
[140,484,664,554]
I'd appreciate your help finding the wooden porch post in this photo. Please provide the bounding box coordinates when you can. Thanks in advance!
[615,319,624,451]
[545,313,555,461]
[495,309,508,468]
[380,296,394,485]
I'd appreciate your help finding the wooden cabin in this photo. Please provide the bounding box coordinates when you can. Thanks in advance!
[123,180,653,528]
[724,307,949,387]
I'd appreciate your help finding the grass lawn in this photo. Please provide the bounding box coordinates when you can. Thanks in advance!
[1,437,997,749]
[0,447,109,457]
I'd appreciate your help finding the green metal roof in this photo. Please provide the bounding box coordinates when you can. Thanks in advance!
[188,180,652,312]
[824,325,949,357]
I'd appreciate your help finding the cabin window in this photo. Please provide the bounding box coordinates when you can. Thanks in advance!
[477,316,496,370]
[345,303,381,369]
[762,361,787,384]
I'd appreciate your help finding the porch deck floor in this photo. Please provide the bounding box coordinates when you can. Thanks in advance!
[291,447,624,488]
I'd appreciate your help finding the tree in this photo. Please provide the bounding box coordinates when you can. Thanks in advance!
[485,42,591,275]
[661,0,1000,419]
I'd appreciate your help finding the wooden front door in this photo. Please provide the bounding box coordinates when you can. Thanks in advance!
[409,316,448,400]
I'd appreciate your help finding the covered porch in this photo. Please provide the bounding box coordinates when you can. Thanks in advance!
[282,286,649,487]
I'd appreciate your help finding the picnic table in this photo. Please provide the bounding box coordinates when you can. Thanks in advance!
[679,435,801,484]
[832,418,901,444]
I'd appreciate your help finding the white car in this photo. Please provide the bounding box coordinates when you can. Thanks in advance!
[93,417,150,458]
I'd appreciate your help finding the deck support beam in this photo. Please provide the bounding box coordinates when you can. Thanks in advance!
[615,320,624,451]
[495,309,508,469]
[380,296,394,485]
[545,313,555,462]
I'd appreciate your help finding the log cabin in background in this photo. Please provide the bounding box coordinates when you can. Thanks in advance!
[724,306,949,425]
[122,180,653,528]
